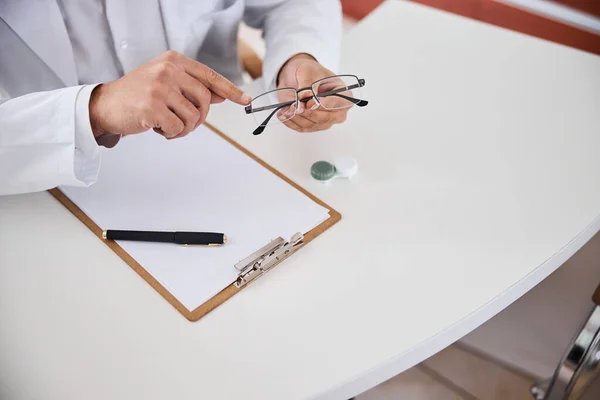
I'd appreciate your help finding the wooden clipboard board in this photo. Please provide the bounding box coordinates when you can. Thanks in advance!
[49,122,341,322]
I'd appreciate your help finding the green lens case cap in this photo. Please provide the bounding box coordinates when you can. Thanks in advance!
[311,161,337,181]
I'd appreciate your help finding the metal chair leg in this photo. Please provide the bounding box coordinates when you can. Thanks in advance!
[531,378,550,400]
[531,303,600,399]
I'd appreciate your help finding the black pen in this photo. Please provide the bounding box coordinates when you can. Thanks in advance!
[102,230,227,246]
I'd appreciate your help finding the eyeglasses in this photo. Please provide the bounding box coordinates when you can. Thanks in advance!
[244,74,368,135]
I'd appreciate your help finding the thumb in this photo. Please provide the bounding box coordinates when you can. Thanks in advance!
[290,68,315,114]
[296,69,322,113]
[296,66,321,92]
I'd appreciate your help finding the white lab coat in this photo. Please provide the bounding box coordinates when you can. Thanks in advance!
[0,0,342,195]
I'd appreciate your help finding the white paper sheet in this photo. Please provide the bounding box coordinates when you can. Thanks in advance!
[61,126,330,311]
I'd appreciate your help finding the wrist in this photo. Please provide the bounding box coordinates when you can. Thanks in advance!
[89,84,108,138]
[89,84,121,148]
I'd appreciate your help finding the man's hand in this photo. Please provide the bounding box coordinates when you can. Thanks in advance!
[90,50,251,140]
[276,54,348,133]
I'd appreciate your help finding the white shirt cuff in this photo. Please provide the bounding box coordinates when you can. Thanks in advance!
[73,84,102,185]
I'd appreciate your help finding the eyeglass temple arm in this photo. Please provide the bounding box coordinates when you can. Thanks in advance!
[252,102,295,135]
[328,93,368,107]
[246,100,295,114]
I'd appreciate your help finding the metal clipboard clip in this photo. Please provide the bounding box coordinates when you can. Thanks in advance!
[234,233,305,288]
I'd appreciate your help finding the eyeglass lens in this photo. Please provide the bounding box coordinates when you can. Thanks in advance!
[312,75,362,111]
[249,88,298,128]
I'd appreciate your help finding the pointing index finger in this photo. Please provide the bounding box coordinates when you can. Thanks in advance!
[181,57,251,105]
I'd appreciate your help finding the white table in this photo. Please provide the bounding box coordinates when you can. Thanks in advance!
[1,1,600,399]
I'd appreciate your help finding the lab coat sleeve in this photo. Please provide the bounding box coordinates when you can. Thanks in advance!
[244,0,343,91]
[0,85,101,195]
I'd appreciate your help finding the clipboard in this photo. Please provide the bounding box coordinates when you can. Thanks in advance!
[49,123,341,322]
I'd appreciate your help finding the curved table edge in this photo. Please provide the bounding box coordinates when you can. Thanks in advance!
[314,214,600,400]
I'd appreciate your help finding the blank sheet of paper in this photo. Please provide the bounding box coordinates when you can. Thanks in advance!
[61,126,330,311]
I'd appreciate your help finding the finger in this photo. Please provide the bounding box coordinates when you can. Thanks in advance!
[191,97,211,132]
[172,71,212,130]
[167,92,202,137]
[180,57,251,105]
[295,66,328,104]
[315,92,349,110]
[275,102,327,132]
[211,93,225,104]
[305,98,320,111]
[299,109,332,126]
[282,113,323,133]
[297,91,314,104]
[293,113,319,129]
[298,103,343,127]
[303,101,349,124]
[276,105,298,121]
[153,107,185,138]
[294,117,332,132]
[334,108,349,123]
[281,118,306,133]
[175,71,212,108]
[300,108,347,131]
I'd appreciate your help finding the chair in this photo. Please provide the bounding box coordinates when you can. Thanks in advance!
[531,283,600,399]
[238,38,263,80]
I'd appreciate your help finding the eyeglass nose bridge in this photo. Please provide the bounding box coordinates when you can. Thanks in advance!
[296,86,319,107]
[245,86,317,115]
